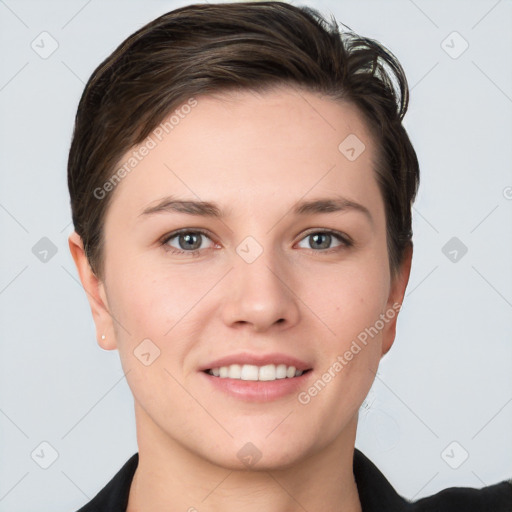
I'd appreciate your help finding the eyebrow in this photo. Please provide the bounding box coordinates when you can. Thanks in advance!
[139,195,373,225]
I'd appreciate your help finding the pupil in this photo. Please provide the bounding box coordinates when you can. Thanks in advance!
[311,233,331,249]
[179,233,200,250]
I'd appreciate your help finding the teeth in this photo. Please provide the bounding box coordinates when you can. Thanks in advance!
[228,364,242,379]
[207,363,306,381]
[276,364,287,379]
[241,364,259,381]
[258,364,276,381]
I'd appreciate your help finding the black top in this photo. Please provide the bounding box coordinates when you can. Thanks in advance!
[75,449,512,511]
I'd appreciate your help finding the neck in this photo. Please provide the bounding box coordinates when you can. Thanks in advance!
[127,405,362,512]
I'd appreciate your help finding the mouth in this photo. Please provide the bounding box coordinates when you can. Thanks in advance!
[204,364,313,381]
[199,352,313,401]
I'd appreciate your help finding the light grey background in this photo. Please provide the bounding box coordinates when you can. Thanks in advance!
[0,0,511,510]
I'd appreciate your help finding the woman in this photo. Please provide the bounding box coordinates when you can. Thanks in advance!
[67,2,512,510]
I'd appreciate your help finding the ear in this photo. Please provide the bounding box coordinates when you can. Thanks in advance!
[68,231,117,350]
[381,243,413,357]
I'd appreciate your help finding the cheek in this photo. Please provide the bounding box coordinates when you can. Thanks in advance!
[108,260,201,326]
[299,253,390,343]
[105,259,225,368]
[294,253,389,411]
[105,265,204,406]
[299,264,388,418]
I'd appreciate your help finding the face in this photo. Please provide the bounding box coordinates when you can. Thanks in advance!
[72,87,411,470]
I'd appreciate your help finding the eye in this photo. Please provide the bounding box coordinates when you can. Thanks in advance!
[296,231,351,251]
[162,230,216,254]
[160,229,351,256]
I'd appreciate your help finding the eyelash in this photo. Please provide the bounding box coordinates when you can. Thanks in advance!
[159,228,353,256]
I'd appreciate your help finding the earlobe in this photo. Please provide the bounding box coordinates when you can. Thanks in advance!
[68,231,117,350]
[381,243,413,357]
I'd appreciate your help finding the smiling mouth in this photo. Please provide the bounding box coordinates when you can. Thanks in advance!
[204,363,312,381]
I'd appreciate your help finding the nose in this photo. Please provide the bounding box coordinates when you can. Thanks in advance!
[220,248,301,333]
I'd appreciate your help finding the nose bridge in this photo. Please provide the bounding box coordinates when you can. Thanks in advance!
[221,238,300,330]
[236,242,283,294]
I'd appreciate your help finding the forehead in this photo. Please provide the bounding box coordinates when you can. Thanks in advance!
[107,86,382,225]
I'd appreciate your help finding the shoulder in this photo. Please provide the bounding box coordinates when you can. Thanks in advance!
[74,453,138,512]
[409,479,512,511]
[354,449,512,512]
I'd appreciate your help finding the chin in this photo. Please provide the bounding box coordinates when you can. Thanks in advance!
[191,430,316,472]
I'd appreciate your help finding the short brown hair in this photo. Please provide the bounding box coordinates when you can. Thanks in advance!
[67,1,419,280]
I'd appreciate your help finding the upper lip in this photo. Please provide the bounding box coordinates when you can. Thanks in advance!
[199,352,313,372]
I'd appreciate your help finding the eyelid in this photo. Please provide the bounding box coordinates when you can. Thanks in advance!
[160,227,213,241]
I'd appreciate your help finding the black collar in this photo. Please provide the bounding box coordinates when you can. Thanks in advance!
[353,448,410,511]
[76,448,512,511]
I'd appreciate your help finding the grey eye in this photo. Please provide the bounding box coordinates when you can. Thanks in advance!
[166,231,214,251]
[297,232,345,250]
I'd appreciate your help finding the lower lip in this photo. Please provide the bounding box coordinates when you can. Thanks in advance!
[200,370,313,402]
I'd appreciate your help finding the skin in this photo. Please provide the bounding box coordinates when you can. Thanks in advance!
[69,86,412,512]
